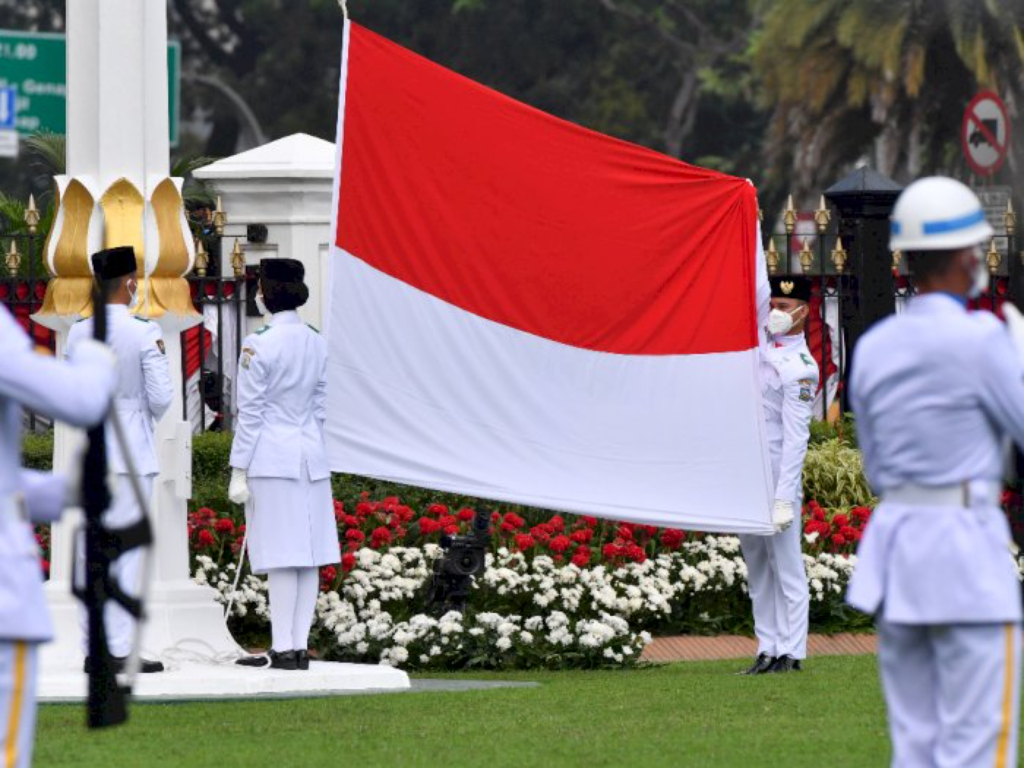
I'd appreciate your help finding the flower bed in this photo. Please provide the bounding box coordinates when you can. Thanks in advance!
[189,496,873,670]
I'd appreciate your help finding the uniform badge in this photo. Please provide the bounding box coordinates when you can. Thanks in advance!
[241,346,256,370]
[798,378,814,402]
[800,353,815,367]
[156,339,166,355]
[780,280,795,295]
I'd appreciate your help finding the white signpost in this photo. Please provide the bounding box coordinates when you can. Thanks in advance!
[0,85,18,157]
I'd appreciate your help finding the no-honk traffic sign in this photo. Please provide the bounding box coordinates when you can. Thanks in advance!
[961,90,1011,176]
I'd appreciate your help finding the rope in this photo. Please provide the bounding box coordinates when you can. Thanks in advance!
[338,0,349,20]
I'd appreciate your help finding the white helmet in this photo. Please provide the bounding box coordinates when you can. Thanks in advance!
[889,176,993,251]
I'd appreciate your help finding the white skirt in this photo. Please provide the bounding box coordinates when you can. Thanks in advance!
[245,466,341,574]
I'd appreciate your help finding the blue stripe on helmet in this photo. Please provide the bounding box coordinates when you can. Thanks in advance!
[922,209,986,235]
[890,221,902,235]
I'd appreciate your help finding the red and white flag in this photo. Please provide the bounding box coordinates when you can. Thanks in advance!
[326,21,774,534]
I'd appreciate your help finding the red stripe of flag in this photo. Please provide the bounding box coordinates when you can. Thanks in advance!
[336,23,758,356]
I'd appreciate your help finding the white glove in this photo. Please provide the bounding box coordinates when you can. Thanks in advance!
[771,500,795,534]
[69,338,117,368]
[228,468,250,505]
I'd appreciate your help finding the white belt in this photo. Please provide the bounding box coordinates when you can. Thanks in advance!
[115,397,145,413]
[882,481,1001,508]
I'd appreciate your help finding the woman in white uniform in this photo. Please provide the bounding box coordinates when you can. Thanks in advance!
[228,258,340,670]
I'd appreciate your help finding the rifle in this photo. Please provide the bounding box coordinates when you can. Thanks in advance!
[71,278,155,728]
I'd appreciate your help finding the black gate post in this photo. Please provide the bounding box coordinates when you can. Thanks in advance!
[823,168,903,394]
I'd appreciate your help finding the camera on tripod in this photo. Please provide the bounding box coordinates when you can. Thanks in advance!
[425,508,491,614]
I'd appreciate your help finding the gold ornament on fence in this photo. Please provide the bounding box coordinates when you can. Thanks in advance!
[831,237,848,274]
[231,239,245,277]
[986,239,1001,275]
[799,238,814,274]
[766,237,780,275]
[213,196,227,237]
[892,250,903,271]
[24,194,39,235]
[783,195,797,236]
[1006,199,1017,238]
[814,195,831,234]
[5,240,20,274]
[194,238,209,277]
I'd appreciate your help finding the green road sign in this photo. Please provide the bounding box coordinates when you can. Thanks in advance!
[0,30,180,147]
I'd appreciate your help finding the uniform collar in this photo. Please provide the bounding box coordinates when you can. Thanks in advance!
[909,292,967,313]
[268,309,301,326]
[772,332,805,349]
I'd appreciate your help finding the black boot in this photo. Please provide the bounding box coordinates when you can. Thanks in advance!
[269,650,298,670]
[83,655,164,674]
[737,653,775,675]
[766,655,802,673]
[296,650,310,671]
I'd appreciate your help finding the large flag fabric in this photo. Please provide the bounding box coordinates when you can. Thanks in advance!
[326,20,775,534]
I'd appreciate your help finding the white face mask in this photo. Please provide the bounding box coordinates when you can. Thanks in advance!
[127,279,139,310]
[255,291,268,316]
[767,306,803,336]
[968,246,989,299]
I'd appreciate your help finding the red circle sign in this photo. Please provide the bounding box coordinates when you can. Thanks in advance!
[961,90,1010,176]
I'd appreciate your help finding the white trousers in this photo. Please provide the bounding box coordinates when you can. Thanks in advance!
[0,641,38,768]
[738,519,810,659]
[267,567,320,653]
[77,474,153,658]
[878,620,1021,768]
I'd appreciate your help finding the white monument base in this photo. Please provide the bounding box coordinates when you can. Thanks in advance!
[38,660,411,703]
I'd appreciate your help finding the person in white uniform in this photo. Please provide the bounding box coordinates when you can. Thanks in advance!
[738,275,819,674]
[229,258,340,671]
[847,177,1024,768]
[67,246,172,674]
[0,304,116,768]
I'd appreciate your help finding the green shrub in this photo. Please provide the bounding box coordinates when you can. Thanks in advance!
[190,431,234,512]
[809,412,858,448]
[22,431,54,471]
[802,438,875,508]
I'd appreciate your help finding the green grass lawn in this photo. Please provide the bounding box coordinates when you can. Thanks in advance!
[37,656,893,768]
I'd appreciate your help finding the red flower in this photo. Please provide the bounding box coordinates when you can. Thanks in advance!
[571,547,591,567]
[355,501,374,517]
[418,517,441,534]
[625,544,646,563]
[320,566,337,584]
[344,515,360,528]
[427,503,449,516]
[660,528,685,550]
[831,514,850,529]
[616,525,634,541]
[341,552,356,572]
[503,512,526,529]
[444,524,459,535]
[371,526,392,548]
[549,535,571,554]
[531,525,552,545]
[549,515,565,532]
[346,529,366,543]
[439,515,457,529]
[812,507,827,522]
[193,507,216,521]
[196,529,216,549]
[457,508,476,522]
[851,506,872,522]
[602,543,622,561]
[514,533,536,552]
[570,528,593,544]
[215,518,235,535]
[582,516,598,529]
[831,533,846,547]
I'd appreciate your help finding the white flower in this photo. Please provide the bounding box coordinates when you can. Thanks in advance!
[496,637,512,651]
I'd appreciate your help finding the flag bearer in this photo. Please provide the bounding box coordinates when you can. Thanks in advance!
[67,246,172,673]
[848,176,1024,767]
[738,275,818,674]
[1,304,116,767]
[229,259,340,670]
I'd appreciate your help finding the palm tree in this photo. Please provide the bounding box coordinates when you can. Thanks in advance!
[753,0,1024,198]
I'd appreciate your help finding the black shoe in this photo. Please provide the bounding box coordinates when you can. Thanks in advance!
[296,650,310,671]
[737,653,775,676]
[83,656,163,674]
[235,654,270,668]
[766,655,802,673]
[269,650,298,670]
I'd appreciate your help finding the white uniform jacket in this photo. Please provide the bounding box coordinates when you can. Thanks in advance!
[848,293,1024,624]
[761,334,819,503]
[67,306,172,476]
[0,307,115,642]
[230,311,330,481]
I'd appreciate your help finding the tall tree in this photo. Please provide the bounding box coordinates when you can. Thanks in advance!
[753,0,1024,198]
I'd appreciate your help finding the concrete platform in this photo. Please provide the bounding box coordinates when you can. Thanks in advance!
[38,658,411,703]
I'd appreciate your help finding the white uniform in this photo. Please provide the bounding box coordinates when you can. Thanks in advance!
[0,306,114,768]
[230,310,340,574]
[67,305,172,657]
[848,293,1024,768]
[738,332,818,660]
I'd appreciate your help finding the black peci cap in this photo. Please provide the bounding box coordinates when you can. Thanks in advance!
[91,246,137,281]
[260,258,304,283]
[770,275,812,302]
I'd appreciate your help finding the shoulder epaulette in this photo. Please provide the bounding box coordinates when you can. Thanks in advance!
[132,316,150,323]
[255,325,270,335]
[306,323,320,334]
